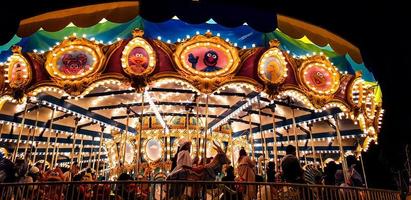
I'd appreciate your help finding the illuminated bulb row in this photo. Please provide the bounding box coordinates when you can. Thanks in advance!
[37,100,122,133]
[251,113,343,136]
[144,89,170,134]
[279,90,315,110]
[31,86,68,97]
[209,95,259,132]
[78,79,124,98]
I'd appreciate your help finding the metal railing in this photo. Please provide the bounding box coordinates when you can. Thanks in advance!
[0,180,401,200]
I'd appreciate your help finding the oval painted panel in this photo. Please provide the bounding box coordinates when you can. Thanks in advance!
[174,35,240,78]
[258,48,288,84]
[45,38,104,80]
[300,60,340,95]
[183,46,229,73]
[57,50,94,76]
[124,142,135,164]
[7,54,31,88]
[122,37,156,76]
[145,138,163,161]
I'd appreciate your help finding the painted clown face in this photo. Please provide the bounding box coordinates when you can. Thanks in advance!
[203,50,218,66]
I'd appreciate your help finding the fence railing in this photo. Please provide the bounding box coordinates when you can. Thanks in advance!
[0,180,401,200]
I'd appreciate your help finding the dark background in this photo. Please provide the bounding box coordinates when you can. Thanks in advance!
[1,0,410,190]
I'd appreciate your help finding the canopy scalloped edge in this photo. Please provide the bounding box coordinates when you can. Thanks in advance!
[15,1,363,63]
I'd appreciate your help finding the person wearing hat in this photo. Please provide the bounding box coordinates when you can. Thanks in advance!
[170,138,192,172]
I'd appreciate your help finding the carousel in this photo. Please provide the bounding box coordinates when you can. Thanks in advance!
[0,2,382,183]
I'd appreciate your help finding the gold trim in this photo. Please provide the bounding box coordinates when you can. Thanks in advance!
[44,36,106,95]
[298,55,340,96]
[143,138,164,162]
[121,33,156,77]
[6,49,32,89]
[258,47,288,85]
[173,33,241,93]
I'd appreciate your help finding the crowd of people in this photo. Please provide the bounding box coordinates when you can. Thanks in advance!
[0,141,365,199]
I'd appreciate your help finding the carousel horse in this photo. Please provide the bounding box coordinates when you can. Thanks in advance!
[165,141,231,199]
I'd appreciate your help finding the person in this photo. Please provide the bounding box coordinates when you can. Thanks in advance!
[0,152,16,182]
[346,155,363,187]
[266,161,276,182]
[169,138,192,175]
[221,166,239,200]
[281,145,304,183]
[236,148,256,200]
[63,162,79,182]
[323,161,337,185]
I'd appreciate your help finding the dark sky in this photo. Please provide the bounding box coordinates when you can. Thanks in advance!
[1,0,410,179]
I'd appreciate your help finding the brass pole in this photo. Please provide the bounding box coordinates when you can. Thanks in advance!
[78,134,85,168]
[203,94,209,164]
[50,131,58,169]
[13,101,29,162]
[0,123,4,139]
[257,97,267,177]
[44,107,57,165]
[96,126,105,175]
[308,124,317,165]
[334,114,348,184]
[249,109,255,160]
[271,105,278,172]
[196,94,200,158]
[33,141,39,163]
[319,152,324,172]
[357,138,369,189]
[30,108,40,161]
[70,118,79,166]
[123,108,130,168]
[54,145,60,167]
[25,108,39,157]
[136,92,144,174]
[88,136,95,168]
[291,107,300,159]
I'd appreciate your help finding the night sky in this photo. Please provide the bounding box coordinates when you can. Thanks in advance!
[1,0,410,189]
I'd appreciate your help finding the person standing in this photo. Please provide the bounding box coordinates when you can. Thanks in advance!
[281,145,304,183]
[237,148,256,200]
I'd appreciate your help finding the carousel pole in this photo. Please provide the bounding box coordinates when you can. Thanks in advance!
[334,114,349,184]
[0,123,4,139]
[53,145,60,168]
[44,107,57,165]
[88,136,95,168]
[308,124,317,165]
[50,131,58,169]
[96,125,105,175]
[271,105,278,172]
[319,152,324,171]
[196,94,200,158]
[12,100,29,162]
[70,118,80,166]
[25,107,39,157]
[357,138,369,188]
[78,134,85,168]
[136,91,144,174]
[30,109,40,161]
[257,97,267,177]
[359,152,368,188]
[290,104,300,159]
[202,94,209,164]
[123,108,130,168]
[249,109,255,161]
[33,143,38,163]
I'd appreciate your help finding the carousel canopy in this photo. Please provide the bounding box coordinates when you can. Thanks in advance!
[0,2,382,169]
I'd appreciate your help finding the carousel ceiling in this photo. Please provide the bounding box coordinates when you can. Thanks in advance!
[0,2,383,168]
